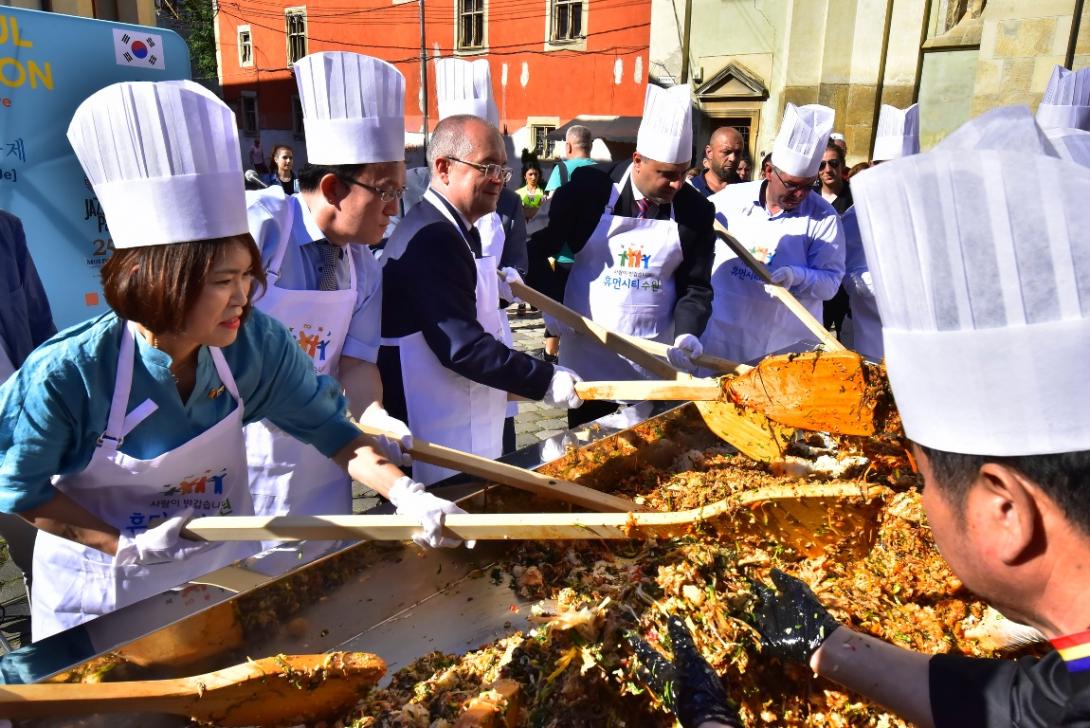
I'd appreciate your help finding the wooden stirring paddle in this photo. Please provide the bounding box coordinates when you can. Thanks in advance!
[0,652,385,726]
[576,349,893,438]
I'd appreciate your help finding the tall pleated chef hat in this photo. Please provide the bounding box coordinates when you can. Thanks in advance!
[1036,65,1090,131]
[294,51,405,165]
[771,103,835,177]
[67,80,247,250]
[871,103,920,161]
[851,108,1090,456]
[635,84,693,164]
[1045,126,1090,168]
[435,58,499,126]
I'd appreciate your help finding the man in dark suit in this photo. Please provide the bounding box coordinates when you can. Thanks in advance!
[379,115,583,484]
[528,85,715,427]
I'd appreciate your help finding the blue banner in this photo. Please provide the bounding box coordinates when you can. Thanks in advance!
[0,8,190,329]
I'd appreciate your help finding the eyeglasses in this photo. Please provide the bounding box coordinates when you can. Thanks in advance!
[818,159,842,171]
[772,167,816,193]
[447,157,514,183]
[338,176,406,203]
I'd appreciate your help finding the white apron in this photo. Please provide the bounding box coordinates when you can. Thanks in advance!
[847,278,883,361]
[31,323,255,641]
[701,215,824,365]
[244,223,356,570]
[476,211,519,420]
[560,168,683,381]
[387,191,508,485]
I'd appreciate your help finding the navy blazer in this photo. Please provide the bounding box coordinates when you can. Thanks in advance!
[378,195,554,424]
[527,161,715,338]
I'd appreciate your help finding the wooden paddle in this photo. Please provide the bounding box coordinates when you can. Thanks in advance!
[504,275,793,461]
[0,652,385,725]
[575,349,890,437]
[713,220,846,352]
[354,421,640,513]
[183,482,889,545]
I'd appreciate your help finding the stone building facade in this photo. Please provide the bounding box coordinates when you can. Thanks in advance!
[650,0,1089,165]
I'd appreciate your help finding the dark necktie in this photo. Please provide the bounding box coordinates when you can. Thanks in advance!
[316,241,340,291]
[635,197,651,219]
[466,225,483,258]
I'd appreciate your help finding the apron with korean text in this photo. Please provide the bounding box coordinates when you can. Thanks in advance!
[560,167,683,381]
[31,322,254,641]
[387,191,508,485]
[702,200,826,364]
[244,212,357,572]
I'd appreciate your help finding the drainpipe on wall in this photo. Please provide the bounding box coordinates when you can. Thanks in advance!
[419,0,429,153]
[867,0,895,158]
[912,0,935,103]
[679,0,692,84]
[1065,0,1086,69]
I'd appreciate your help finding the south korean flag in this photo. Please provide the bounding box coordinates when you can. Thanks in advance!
[113,28,166,70]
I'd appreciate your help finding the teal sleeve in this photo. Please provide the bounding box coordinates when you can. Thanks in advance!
[545,165,563,192]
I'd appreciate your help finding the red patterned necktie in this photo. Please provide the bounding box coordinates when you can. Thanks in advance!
[635,197,650,219]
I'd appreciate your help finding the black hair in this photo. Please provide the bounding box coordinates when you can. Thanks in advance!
[919,445,1090,533]
[297,163,369,193]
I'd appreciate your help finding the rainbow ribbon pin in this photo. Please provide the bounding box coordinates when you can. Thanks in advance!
[1051,629,1090,672]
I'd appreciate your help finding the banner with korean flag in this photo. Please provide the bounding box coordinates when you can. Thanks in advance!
[0,8,190,329]
[113,28,165,70]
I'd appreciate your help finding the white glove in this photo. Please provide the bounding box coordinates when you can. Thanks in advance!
[114,509,211,566]
[543,365,583,409]
[666,333,703,373]
[497,267,524,303]
[769,265,805,290]
[388,476,473,549]
[359,403,413,467]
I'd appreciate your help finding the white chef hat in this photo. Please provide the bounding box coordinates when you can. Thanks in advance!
[294,51,405,165]
[635,84,693,164]
[771,103,835,177]
[1045,126,1090,168]
[938,105,1056,154]
[435,58,499,126]
[67,80,247,250]
[872,103,920,161]
[852,117,1090,456]
[1036,65,1090,131]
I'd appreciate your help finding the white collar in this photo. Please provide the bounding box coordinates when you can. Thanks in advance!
[296,194,327,246]
[425,187,475,232]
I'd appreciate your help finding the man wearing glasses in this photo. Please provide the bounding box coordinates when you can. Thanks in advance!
[378,114,584,485]
[244,52,428,568]
[701,103,845,365]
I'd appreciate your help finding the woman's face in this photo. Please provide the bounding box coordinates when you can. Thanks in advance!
[181,239,255,349]
[525,169,539,186]
[275,148,294,174]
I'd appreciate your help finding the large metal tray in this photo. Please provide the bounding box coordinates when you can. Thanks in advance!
[1,401,692,726]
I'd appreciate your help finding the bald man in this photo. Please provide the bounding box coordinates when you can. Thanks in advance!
[690,127,745,197]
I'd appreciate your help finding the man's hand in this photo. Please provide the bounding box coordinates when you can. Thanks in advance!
[666,334,704,373]
[769,265,806,290]
[114,508,212,566]
[359,403,413,467]
[627,616,742,728]
[750,568,841,664]
[498,267,524,303]
[543,365,584,409]
[388,477,474,549]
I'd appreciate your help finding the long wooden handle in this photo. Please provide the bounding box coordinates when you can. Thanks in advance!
[505,277,680,380]
[184,483,887,543]
[713,221,846,352]
[575,380,723,402]
[355,422,638,513]
[624,338,752,375]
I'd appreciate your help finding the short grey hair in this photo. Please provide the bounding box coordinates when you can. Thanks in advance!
[427,115,487,168]
[566,125,592,151]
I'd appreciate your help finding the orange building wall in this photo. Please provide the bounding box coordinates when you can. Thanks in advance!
[217,0,650,142]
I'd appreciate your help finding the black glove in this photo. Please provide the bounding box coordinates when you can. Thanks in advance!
[750,568,841,664]
[628,616,743,728]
